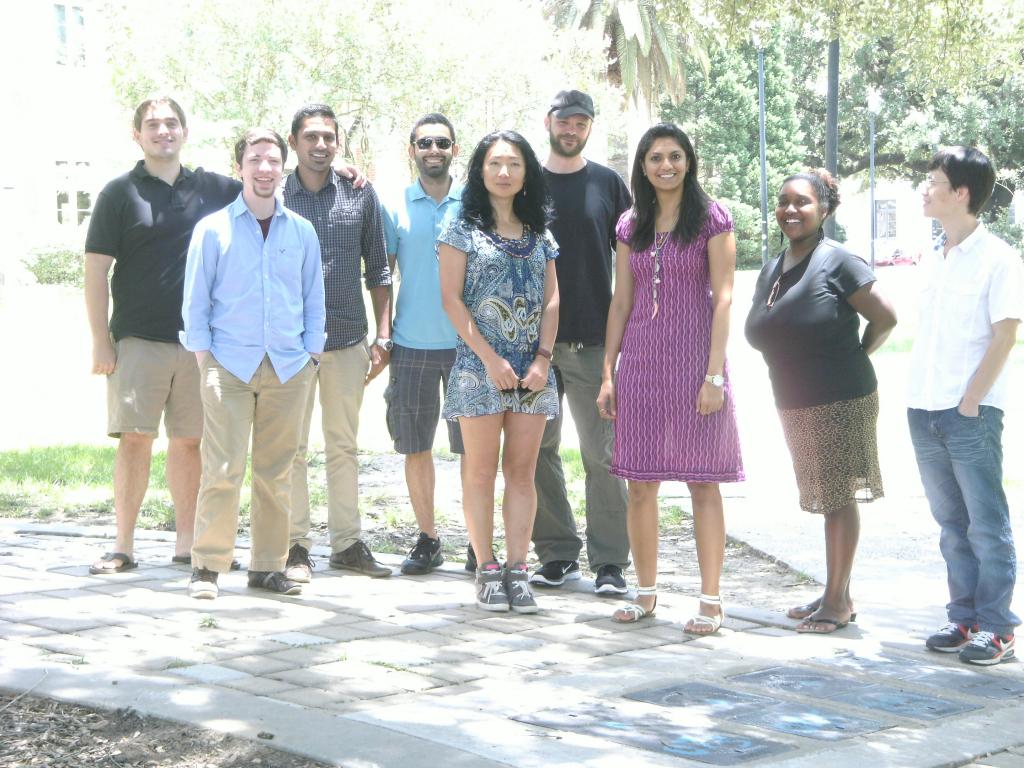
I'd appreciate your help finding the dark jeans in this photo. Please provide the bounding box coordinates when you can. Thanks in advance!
[908,406,1019,635]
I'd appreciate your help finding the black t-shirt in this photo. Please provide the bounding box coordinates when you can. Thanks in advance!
[544,162,631,344]
[744,238,878,409]
[85,161,241,342]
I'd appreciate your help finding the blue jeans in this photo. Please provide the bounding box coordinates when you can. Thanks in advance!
[908,406,1019,635]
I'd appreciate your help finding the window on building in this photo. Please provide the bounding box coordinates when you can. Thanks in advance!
[56,161,92,226]
[875,199,897,239]
[55,4,86,66]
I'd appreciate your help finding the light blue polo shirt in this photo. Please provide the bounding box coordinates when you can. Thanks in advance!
[382,179,462,350]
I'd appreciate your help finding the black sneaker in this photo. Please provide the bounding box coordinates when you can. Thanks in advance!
[594,564,628,595]
[529,560,581,587]
[329,540,392,578]
[958,631,1016,666]
[926,621,978,653]
[284,543,314,583]
[247,570,302,595]
[188,567,219,600]
[465,544,497,573]
[401,532,443,575]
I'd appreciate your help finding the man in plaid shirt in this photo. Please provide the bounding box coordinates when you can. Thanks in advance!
[283,104,394,580]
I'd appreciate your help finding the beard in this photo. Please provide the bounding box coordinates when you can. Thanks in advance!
[416,156,452,179]
[548,129,588,158]
[248,181,278,198]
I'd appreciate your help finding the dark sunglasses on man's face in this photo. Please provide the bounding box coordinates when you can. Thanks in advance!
[415,137,453,150]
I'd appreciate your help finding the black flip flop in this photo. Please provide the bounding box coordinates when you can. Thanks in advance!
[89,552,138,575]
[795,617,850,634]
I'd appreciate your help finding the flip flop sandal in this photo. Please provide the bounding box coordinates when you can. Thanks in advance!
[787,598,857,622]
[795,617,850,634]
[612,585,657,623]
[89,552,138,575]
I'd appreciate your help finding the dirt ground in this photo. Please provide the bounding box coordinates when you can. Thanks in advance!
[0,691,334,768]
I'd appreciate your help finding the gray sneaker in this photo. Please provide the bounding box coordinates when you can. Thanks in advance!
[475,562,509,612]
[504,562,539,614]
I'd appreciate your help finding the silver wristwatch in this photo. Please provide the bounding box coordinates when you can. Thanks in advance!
[705,374,724,387]
[373,337,394,352]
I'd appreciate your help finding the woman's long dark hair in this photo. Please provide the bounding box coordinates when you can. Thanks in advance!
[628,123,710,251]
[460,130,551,233]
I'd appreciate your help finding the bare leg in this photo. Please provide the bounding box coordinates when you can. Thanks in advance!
[615,480,660,616]
[458,414,502,566]
[499,412,547,564]
[800,500,859,630]
[93,432,153,569]
[405,450,437,538]
[685,482,726,632]
[166,437,201,556]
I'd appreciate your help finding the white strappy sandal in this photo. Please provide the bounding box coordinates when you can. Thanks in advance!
[612,585,657,623]
[684,593,724,635]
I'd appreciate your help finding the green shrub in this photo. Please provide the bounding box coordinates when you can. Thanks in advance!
[986,206,1024,254]
[721,199,766,270]
[22,244,84,288]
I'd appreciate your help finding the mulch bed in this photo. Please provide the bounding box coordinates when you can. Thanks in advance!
[0,692,333,768]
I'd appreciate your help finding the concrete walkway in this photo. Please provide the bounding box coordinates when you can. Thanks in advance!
[2,519,1023,768]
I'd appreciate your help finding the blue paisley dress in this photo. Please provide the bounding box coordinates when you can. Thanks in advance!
[438,217,559,420]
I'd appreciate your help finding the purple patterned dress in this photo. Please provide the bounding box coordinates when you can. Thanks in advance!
[611,201,744,483]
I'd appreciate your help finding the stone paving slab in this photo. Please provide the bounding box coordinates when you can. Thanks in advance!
[727,701,890,741]
[2,524,1024,767]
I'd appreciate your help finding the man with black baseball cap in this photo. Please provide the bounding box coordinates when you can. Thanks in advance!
[530,89,631,595]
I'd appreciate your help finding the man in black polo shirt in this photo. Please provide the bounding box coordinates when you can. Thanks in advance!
[530,90,632,594]
[85,97,240,574]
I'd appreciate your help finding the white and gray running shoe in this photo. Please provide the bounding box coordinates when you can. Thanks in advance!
[475,562,510,612]
[505,562,539,614]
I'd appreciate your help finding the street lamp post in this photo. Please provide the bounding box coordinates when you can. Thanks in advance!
[752,25,769,265]
[867,89,882,269]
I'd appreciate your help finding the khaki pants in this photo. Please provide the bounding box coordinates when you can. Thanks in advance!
[192,355,314,573]
[532,342,629,570]
[290,341,370,553]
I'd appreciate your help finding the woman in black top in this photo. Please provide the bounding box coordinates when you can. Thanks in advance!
[745,169,897,633]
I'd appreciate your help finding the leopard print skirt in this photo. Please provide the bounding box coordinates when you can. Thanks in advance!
[778,390,884,515]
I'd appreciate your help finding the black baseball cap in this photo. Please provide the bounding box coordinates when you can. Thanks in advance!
[549,90,595,120]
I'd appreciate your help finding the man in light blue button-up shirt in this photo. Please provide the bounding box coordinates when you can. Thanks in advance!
[180,127,326,600]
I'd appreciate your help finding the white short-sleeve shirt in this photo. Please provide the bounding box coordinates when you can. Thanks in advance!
[907,223,1024,411]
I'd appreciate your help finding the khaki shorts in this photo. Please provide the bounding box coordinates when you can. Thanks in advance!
[107,337,203,439]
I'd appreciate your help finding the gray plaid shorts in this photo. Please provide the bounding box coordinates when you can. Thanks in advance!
[384,344,464,455]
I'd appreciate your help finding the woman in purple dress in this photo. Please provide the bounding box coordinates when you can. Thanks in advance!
[597,124,744,634]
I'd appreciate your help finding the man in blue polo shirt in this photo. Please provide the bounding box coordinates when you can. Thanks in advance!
[181,128,326,599]
[381,113,465,575]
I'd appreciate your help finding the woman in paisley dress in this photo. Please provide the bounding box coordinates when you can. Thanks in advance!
[438,130,559,614]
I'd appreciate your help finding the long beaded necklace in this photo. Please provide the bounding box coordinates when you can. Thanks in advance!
[651,231,671,319]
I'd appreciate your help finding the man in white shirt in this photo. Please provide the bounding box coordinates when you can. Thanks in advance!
[908,146,1024,666]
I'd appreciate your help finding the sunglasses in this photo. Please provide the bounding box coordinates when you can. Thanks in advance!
[414,137,453,150]
[766,275,782,309]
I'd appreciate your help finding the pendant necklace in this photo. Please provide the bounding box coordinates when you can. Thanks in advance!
[651,231,670,319]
